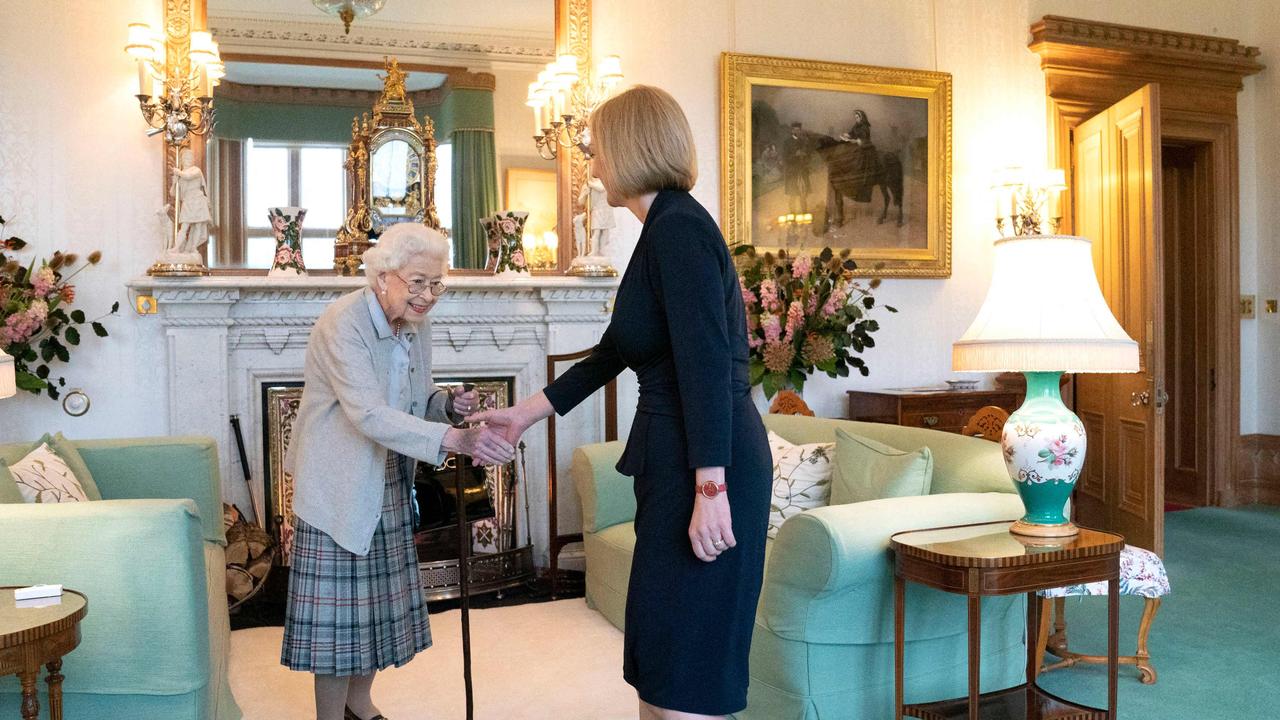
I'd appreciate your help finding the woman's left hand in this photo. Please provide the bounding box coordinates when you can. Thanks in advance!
[689,468,735,563]
[450,386,480,417]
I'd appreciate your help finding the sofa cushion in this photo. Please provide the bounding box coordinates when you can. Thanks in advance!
[762,414,1016,495]
[831,428,933,505]
[572,442,635,533]
[766,431,834,539]
[6,441,93,503]
[2,433,104,503]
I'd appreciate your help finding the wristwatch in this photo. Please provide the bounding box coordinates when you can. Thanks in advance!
[697,481,728,499]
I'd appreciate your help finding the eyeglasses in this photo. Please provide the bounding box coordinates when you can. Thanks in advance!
[393,273,447,297]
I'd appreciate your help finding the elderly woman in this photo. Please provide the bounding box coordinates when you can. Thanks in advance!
[281,223,514,720]
[470,85,771,720]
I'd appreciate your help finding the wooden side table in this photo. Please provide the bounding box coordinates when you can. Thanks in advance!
[0,587,88,720]
[846,389,1022,434]
[891,523,1122,719]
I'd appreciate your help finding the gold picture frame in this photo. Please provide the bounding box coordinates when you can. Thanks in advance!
[721,52,952,278]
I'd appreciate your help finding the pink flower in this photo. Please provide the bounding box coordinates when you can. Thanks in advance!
[275,247,292,265]
[271,215,287,233]
[32,266,56,298]
[61,285,76,303]
[741,286,757,309]
[28,300,48,324]
[784,300,804,343]
[762,314,782,344]
[822,287,847,317]
[792,254,812,278]
[759,279,780,312]
[499,218,517,236]
[806,292,818,315]
[512,250,527,268]
[292,249,306,269]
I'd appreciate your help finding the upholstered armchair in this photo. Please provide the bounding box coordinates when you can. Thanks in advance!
[0,436,240,719]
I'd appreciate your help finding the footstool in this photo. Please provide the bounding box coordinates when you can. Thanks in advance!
[1036,544,1170,684]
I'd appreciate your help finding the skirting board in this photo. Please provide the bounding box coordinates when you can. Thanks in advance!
[1234,435,1280,505]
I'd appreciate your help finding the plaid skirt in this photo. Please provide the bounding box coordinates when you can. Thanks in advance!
[280,452,432,676]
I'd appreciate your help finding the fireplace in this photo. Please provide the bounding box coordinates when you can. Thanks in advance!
[260,376,535,600]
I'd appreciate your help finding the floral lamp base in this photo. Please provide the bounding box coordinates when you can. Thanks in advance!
[1002,371,1084,538]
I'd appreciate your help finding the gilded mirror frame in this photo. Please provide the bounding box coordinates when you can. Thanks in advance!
[169,0,590,276]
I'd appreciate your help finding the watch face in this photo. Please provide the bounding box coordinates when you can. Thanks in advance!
[699,481,719,499]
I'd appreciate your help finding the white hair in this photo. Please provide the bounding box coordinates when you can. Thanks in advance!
[363,223,450,286]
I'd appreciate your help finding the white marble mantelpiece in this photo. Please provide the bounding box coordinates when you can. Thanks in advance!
[126,274,626,568]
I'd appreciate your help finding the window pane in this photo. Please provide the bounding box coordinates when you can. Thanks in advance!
[300,146,346,229]
[303,236,335,270]
[246,236,276,269]
[246,144,289,227]
[435,143,452,231]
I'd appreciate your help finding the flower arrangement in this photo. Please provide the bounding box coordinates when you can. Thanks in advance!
[0,214,118,399]
[735,245,896,398]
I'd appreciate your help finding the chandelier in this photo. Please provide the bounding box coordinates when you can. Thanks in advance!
[313,0,387,34]
[528,54,623,160]
[124,23,224,147]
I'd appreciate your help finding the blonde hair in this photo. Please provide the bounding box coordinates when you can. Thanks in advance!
[589,85,697,200]
[362,223,449,285]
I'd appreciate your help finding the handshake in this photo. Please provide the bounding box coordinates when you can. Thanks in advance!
[440,387,537,467]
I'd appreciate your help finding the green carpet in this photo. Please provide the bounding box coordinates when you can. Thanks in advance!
[1034,505,1279,719]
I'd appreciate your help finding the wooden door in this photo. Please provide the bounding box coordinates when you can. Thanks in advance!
[1162,144,1214,507]
[1071,84,1166,554]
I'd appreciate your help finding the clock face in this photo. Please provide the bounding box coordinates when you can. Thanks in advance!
[62,389,90,417]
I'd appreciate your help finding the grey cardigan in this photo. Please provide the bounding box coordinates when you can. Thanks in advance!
[285,287,457,555]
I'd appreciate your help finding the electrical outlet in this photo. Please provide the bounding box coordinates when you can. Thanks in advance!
[1267,299,1278,314]
[1241,295,1256,319]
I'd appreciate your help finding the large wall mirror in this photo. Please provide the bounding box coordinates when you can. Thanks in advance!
[196,0,576,274]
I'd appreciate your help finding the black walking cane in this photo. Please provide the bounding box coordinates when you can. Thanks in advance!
[453,452,475,720]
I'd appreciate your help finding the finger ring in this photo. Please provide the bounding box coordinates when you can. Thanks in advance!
[712,540,727,549]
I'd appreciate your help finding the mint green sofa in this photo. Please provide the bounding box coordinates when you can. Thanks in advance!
[572,414,1028,719]
[0,436,241,720]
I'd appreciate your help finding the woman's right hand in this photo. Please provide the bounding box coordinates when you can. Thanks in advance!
[443,426,515,466]
[467,392,554,445]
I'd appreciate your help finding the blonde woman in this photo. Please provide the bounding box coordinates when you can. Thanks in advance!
[471,86,771,720]
[282,223,514,720]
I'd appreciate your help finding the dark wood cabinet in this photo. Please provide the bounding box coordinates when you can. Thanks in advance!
[846,388,1022,434]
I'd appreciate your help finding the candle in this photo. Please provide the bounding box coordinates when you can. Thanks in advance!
[197,64,211,98]
[533,104,542,136]
[553,89,565,121]
[136,61,150,97]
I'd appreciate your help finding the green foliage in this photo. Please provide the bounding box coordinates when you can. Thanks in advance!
[0,213,117,399]
[736,243,892,398]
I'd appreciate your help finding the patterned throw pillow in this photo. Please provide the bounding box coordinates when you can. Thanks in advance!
[7,442,91,503]
[767,430,835,539]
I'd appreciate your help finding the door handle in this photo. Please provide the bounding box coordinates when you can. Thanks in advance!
[1130,390,1151,407]
[922,415,939,427]
[1155,388,1169,413]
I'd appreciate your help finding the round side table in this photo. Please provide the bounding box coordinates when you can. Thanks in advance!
[0,587,88,720]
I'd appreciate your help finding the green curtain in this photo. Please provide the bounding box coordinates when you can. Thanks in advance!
[451,128,499,269]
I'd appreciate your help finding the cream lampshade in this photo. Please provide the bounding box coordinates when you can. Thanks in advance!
[953,234,1138,537]
[0,348,16,399]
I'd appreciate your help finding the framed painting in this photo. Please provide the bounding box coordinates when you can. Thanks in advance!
[721,52,952,277]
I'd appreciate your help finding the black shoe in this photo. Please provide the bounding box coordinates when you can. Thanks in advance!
[345,705,387,720]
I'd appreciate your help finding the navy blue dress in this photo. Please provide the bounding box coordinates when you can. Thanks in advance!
[544,189,772,715]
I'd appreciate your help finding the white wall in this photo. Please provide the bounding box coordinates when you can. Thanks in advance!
[595,0,1279,429]
[0,0,169,441]
[0,0,1275,443]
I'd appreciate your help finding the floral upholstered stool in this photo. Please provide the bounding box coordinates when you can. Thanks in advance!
[1036,544,1170,684]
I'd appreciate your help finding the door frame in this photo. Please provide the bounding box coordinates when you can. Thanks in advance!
[1029,15,1262,506]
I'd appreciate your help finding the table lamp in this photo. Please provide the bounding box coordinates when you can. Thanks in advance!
[0,347,16,399]
[953,234,1138,537]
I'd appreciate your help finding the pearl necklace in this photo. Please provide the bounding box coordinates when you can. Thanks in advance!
[393,320,403,338]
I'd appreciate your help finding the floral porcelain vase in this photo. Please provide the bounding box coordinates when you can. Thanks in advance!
[1001,371,1084,537]
[480,210,529,277]
[267,207,307,278]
